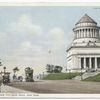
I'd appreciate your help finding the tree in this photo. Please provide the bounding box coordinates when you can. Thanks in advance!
[54,66,63,73]
[46,64,63,73]
[13,67,19,80]
[46,64,54,73]
[13,67,19,74]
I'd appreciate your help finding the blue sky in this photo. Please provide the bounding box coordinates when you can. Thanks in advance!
[0,6,100,75]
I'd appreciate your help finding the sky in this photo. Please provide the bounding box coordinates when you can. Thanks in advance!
[0,6,100,76]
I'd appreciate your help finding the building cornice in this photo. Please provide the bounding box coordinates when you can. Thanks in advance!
[67,53,100,59]
[66,45,100,52]
[73,26,100,31]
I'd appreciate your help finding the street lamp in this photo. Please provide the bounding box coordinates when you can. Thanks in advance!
[3,66,6,74]
[81,67,83,80]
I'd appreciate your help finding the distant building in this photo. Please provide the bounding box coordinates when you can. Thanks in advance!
[67,14,100,71]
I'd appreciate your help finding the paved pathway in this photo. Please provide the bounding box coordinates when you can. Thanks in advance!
[8,80,100,93]
[2,80,100,93]
[0,84,32,93]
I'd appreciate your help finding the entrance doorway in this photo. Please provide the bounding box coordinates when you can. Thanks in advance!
[97,58,100,68]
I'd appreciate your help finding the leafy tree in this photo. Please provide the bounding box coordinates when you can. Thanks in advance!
[46,64,54,73]
[54,66,63,73]
[13,67,19,74]
[13,67,19,80]
[46,64,63,73]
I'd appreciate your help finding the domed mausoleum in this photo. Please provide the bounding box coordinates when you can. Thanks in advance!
[67,14,100,71]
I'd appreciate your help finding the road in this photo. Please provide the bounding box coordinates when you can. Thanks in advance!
[8,80,100,93]
[0,84,32,93]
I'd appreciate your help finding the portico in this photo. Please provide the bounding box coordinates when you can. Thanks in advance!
[79,57,100,70]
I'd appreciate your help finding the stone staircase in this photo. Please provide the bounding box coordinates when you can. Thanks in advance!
[73,70,100,80]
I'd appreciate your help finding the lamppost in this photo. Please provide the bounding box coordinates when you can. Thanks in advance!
[3,66,6,74]
[81,67,83,80]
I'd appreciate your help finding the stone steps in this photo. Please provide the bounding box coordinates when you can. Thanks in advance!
[73,71,100,80]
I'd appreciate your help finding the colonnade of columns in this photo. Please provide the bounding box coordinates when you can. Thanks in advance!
[75,28,99,39]
[79,57,100,70]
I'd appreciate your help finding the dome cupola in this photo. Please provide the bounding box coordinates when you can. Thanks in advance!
[73,14,100,43]
[75,14,97,27]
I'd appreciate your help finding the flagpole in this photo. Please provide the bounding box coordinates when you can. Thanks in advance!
[48,50,52,65]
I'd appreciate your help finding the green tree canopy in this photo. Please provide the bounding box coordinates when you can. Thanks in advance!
[46,64,63,73]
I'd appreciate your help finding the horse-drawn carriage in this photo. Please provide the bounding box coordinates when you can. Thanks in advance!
[0,72,10,84]
[25,67,34,82]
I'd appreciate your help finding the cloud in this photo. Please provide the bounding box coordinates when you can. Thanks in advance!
[12,41,42,56]
[0,15,67,75]
[4,40,47,74]
[42,27,67,66]
[47,27,65,51]
[0,13,47,72]
[20,41,31,51]
[49,27,65,41]
[7,14,43,37]
[0,14,44,61]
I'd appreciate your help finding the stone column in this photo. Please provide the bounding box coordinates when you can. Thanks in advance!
[83,29,87,37]
[78,57,81,69]
[76,31,78,39]
[78,30,79,38]
[89,29,93,37]
[79,30,80,38]
[94,29,96,38]
[90,29,92,38]
[93,29,94,37]
[97,30,99,38]
[89,57,91,69]
[83,29,85,38]
[87,29,90,38]
[80,29,81,38]
[84,57,86,69]
[95,57,97,70]
[82,29,84,37]
[77,30,79,38]
[92,29,94,37]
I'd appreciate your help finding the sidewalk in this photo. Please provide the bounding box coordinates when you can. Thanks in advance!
[0,84,32,93]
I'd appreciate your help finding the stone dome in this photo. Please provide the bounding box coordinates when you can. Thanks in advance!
[73,14,100,44]
[76,14,97,25]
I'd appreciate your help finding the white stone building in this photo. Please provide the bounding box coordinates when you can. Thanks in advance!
[67,14,100,71]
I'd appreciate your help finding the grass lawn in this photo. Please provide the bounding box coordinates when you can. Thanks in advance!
[83,74,100,82]
[43,72,81,80]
